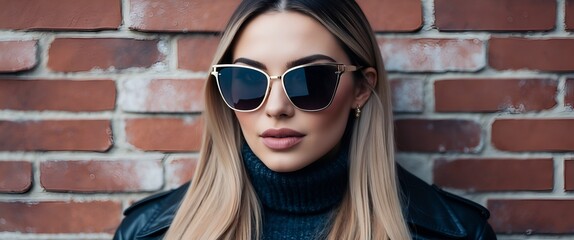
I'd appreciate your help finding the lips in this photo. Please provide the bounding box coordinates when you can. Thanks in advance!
[260,128,305,150]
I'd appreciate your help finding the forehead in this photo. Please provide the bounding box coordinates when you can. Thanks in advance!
[231,11,349,70]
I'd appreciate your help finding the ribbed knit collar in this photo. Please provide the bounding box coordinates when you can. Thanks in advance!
[242,144,349,214]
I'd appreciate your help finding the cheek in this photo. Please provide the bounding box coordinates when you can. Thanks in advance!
[326,77,356,114]
[235,112,255,133]
[310,80,355,132]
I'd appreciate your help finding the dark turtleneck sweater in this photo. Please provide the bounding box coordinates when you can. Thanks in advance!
[242,145,349,240]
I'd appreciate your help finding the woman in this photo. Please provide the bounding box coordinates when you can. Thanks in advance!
[114,0,496,239]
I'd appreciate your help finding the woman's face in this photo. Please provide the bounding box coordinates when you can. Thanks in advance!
[231,11,363,172]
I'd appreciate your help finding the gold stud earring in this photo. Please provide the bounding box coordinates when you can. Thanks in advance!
[355,105,361,118]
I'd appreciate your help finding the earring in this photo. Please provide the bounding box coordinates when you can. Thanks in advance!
[355,105,361,118]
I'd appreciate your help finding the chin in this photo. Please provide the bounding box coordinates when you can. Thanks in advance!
[262,159,309,173]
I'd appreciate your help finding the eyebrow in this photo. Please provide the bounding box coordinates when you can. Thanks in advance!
[233,54,337,70]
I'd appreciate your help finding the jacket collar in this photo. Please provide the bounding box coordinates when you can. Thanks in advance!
[134,182,189,239]
[397,166,467,238]
[135,167,467,238]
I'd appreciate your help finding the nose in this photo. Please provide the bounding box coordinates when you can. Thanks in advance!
[263,76,295,118]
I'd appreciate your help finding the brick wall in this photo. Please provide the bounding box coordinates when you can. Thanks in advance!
[0,0,573,239]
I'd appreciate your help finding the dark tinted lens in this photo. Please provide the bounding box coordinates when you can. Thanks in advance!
[216,66,268,111]
[283,65,339,110]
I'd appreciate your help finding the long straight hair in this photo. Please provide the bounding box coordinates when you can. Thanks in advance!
[164,0,411,239]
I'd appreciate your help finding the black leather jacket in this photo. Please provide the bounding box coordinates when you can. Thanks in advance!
[114,167,497,239]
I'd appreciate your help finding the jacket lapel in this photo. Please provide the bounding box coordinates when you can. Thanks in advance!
[398,166,467,238]
[135,183,190,239]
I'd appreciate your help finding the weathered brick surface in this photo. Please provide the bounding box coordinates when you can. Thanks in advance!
[566,78,574,109]
[379,38,485,72]
[434,78,557,112]
[489,38,574,71]
[125,118,203,152]
[0,201,122,233]
[48,38,163,72]
[567,0,574,31]
[0,41,37,72]
[0,79,116,111]
[435,0,556,31]
[434,158,553,191]
[0,0,121,30]
[41,160,163,192]
[395,119,482,152]
[356,0,422,32]
[177,36,220,71]
[166,158,198,188]
[120,78,204,113]
[389,78,424,113]
[0,161,33,193]
[492,119,574,152]
[129,0,240,32]
[488,199,574,234]
[0,120,112,151]
[566,160,574,191]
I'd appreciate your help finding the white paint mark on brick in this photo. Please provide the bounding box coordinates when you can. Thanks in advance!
[0,41,37,71]
[132,160,163,191]
[390,78,424,112]
[153,80,186,110]
[128,0,148,29]
[120,78,204,112]
[165,158,196,189]
[120,78,151,112]
[157,41,169,55]
[380,38,485,72]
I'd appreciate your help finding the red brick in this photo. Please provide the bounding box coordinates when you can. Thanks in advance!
[40,160,162,192]
[0,161,32,193]
[0,41,37,72]
[48,38,164,72]
[435,0,555,31]
[565,160,574,191]
[356,0,422,32]
[0,79,116,112]
[0,0,120,30]
[566,78,574,109]
[389,78,424,112]
[177,36,220,71]
[567,0,574,31]
[434,158,553,192]
[378,38,485,72]
[435,78,557,112]
[166,158,197,188]
[489,38,574,71]
[0,120,112,152]
[0,201,121,233]
[395,119,482,152]
[492,119,574,152]
[129,0,240,32]
[488,199,574,234]
[125,118,203,152]
[121,78,204,113]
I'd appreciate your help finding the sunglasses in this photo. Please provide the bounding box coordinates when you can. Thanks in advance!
[211,63,361,112]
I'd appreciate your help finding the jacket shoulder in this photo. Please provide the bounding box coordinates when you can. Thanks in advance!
[398,166,497,239]
[123,189,173,215]
[433,185,497,239]
[433,185,490,219]
[113,183,189,240]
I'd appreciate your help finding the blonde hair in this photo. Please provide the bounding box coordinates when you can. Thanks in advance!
[165,0,411,239]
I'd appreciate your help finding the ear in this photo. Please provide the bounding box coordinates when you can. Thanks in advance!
[353,67,377,107]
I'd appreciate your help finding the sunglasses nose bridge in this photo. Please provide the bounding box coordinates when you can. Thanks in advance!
[267,75,283,91]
